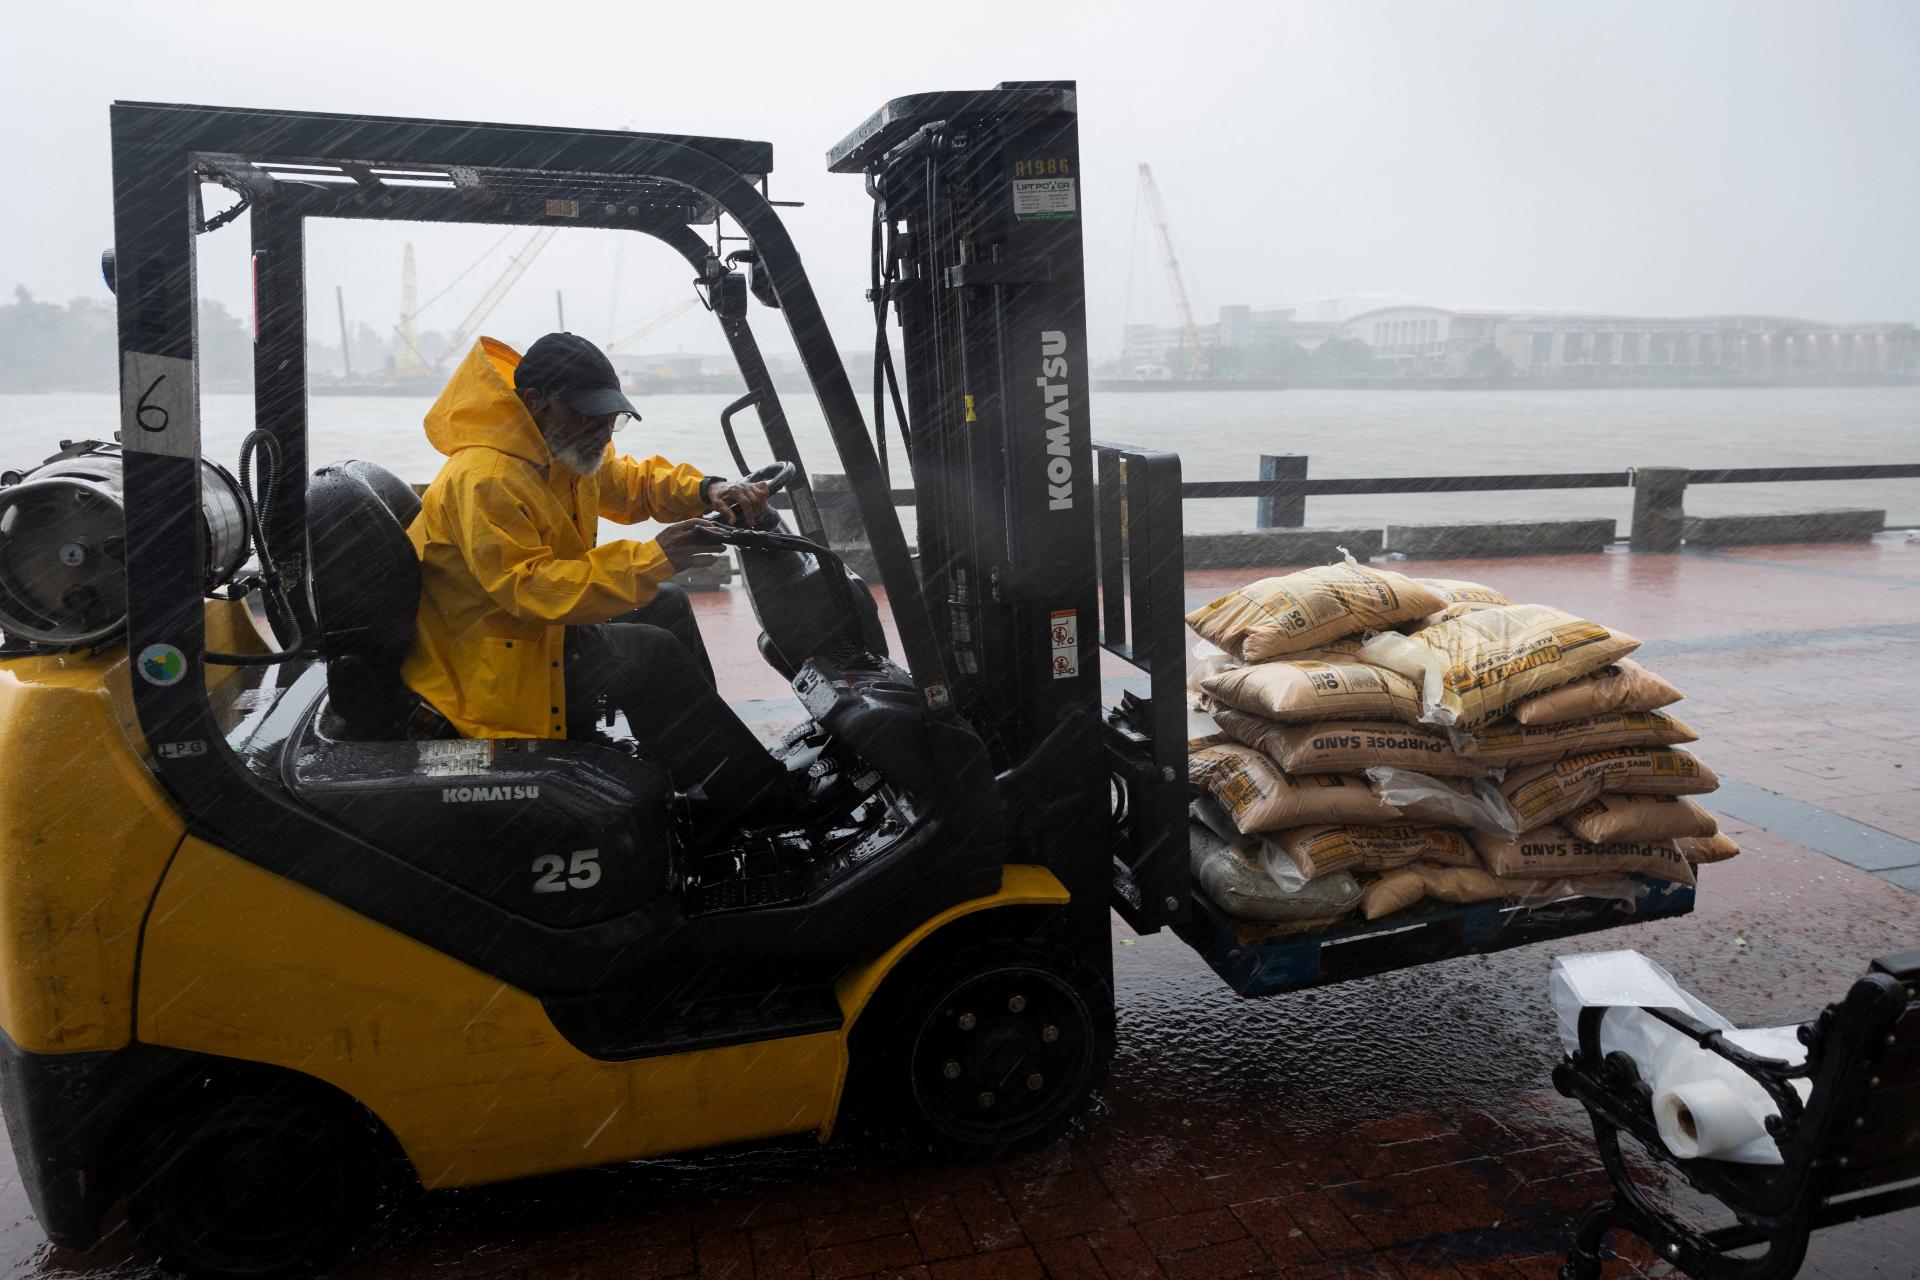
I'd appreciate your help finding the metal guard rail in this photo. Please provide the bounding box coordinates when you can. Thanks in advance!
[799,462,1920,508]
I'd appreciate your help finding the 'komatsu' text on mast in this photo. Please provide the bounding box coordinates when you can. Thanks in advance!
[1039,331,1075,510]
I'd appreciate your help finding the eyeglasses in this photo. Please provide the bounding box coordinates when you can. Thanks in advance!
[534,393,629,433]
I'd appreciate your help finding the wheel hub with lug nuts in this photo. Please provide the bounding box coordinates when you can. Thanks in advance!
[910,962,1096,1145]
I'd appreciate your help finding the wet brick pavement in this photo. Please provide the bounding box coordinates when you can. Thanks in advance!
[4,538,1917,1278]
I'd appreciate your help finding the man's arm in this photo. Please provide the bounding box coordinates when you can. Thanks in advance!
[598,452,707,524]
[453,468,686,624]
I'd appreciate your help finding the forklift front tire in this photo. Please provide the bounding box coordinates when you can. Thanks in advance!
[865,937,1114,1158]
[126,1090,382,1279]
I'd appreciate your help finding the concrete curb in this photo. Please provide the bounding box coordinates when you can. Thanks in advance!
[1384,518,1617,558]
[1183,527,1382,569]
[1682,508,1885,546]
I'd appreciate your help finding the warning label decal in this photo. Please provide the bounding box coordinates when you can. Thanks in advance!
[1050,608,1080,679]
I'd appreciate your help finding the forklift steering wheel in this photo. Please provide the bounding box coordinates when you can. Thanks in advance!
[742,461,797,495]
[723,461,796,533]
[699,461,800,543]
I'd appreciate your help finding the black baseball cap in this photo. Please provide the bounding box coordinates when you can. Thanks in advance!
[515,333,641,421]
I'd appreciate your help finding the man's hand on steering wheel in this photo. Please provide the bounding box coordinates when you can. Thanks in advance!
[704,478,772,528]
[656,519,728,571]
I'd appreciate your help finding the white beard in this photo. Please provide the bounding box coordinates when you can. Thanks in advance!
[553,441,607,476]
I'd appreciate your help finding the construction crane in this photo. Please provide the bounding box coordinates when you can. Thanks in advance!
[431,227,559,371]
[393,242,428,378]
[606,296,702,356]
[1136,163,1205,377]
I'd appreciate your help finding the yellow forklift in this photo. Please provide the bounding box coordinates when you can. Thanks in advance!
[0,84,1691,1277]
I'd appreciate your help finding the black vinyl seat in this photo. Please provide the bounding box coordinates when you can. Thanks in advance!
[308,460,428,740]
[294,462,683,939]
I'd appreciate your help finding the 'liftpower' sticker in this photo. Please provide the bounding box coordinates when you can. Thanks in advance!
[1050,609,1080,679]
[1013,178,1077,221]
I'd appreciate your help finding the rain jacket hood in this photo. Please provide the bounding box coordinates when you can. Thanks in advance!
[400,337,708,739]
[423,337,551,466]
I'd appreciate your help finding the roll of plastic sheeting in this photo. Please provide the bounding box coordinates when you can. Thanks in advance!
[1650,1026,1812,1164]
[1551,950,1809,1166]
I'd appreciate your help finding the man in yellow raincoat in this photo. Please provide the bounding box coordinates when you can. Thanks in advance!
[401,332,792,822]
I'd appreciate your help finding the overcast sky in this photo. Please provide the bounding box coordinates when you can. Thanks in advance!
[4,0,1915,366]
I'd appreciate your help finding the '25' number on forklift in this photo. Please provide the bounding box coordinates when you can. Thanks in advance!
[531,849,602,894]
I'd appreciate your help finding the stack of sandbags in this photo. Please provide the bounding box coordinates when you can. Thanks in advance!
[1461,664,1733,891]
[1185,560,1734,927]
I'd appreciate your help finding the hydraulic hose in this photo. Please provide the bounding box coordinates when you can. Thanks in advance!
[205,430,316,666]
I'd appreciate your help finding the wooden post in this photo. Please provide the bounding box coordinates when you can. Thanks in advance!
[1257,454,1307,528]
[1630,466,1688,552]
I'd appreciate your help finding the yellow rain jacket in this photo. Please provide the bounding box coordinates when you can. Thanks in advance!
[400,337,707,738]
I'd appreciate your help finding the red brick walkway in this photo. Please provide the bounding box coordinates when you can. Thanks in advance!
[5,540,1917,1278]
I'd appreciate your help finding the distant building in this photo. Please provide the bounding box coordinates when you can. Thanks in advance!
[1115,298,1918,380]
[1119,305,1340,376]
[612,351,725,381]
[1344,306,1918,378]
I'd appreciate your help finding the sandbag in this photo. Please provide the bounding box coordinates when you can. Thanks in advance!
[1188,655,1240,706]
[1355,631,1452,724]
[1406,579,1515,631]
[1362,867,1428,920]
[1185,562,1448,662]
[1471,826,1696,886]
[1421,865,1646,906]
[1513,658,1683,726]
[1189,637,1365,712]
[1408,600,1507,631]
[1275,823,1477,880]
[1202,659,1424,725]
[1417,578,1514,607]
[1188,744,1403,833]
[1215,711,1493,778]
[1564,793,1719,844]
[1385,604,1642,728]
[1365,767,1519,837]
[1417,864,1530,904]
[1188,819,1366,921]
[1499,748,1720,828]
[1465,709,1699,768]
[1678,833,1741,864]
[1359,862,1645,920]
[1308,634,1370,658]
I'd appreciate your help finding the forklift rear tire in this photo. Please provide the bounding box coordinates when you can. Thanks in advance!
[865,937,1113,1157]
[127,1090,381,1279]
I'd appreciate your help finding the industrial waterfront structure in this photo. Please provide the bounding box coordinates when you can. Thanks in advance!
[1117,299,1919,382]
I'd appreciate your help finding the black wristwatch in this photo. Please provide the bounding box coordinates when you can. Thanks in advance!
[699,475,725,508]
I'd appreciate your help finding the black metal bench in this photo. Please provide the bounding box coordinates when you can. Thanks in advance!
[1553,952,1919,1279]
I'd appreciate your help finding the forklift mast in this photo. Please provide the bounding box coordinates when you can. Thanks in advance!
[832,83,1189,935]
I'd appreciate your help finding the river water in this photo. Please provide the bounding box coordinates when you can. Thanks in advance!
[3,385,1916,534]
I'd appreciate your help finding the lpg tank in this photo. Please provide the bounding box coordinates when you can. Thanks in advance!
[0,441,248,649]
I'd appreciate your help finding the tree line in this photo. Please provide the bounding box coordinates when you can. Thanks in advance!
[0,287,452,392]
